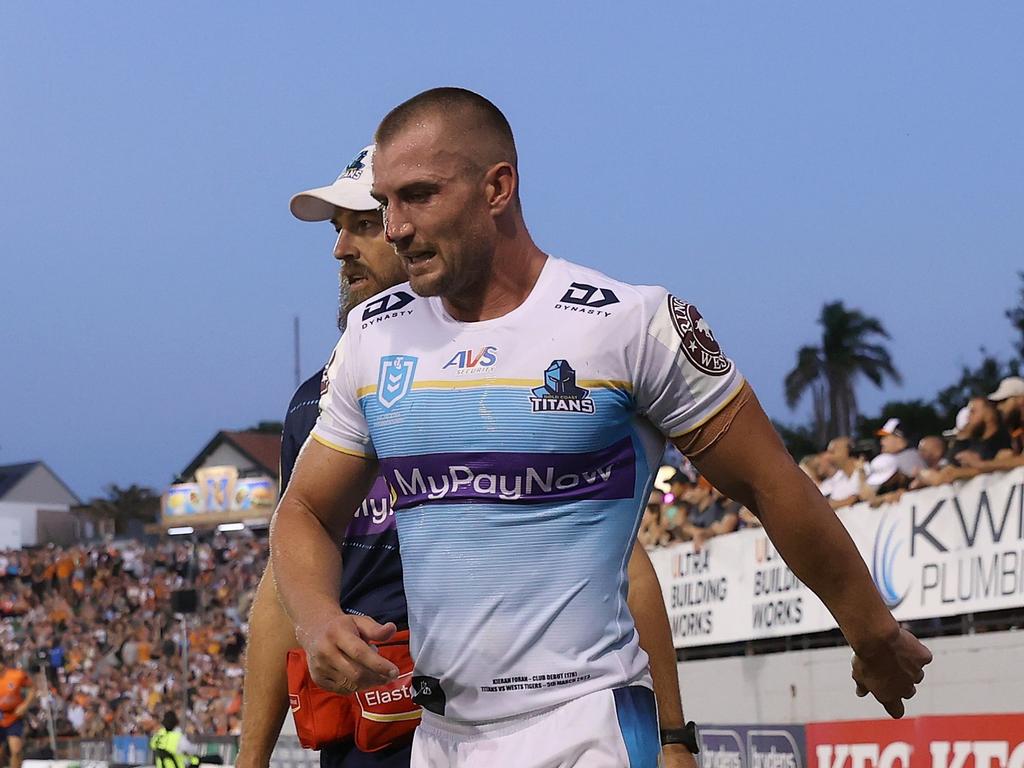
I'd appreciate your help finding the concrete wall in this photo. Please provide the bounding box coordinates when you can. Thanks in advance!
[0,502,76,547]
[3,464,78,506]
[0,514,22,550]
[678,629,1024,723]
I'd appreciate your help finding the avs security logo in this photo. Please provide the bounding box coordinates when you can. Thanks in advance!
[362,290,416,325]
[668,296,731,376]
[443,345,498,374]
[377,355,418,409]
[556,282,620,318]
[871,506,909,608]
[530,360,595,414]
[338,148,368,180]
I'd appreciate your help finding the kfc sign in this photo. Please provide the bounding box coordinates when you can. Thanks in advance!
[807,716,1024,768]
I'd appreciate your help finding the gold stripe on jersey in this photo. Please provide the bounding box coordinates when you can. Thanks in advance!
[355,378,633,399]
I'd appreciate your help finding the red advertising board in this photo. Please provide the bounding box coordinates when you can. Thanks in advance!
[807,719,916,768]
[807,715,1024,768]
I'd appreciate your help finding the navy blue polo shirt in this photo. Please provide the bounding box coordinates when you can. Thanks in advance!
[281,369,407,627]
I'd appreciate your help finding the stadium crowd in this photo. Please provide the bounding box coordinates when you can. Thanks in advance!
[639,376,1024,549]
[0,535,265,742]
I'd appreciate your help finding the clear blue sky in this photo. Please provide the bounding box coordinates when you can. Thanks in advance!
[1,3,1021,500]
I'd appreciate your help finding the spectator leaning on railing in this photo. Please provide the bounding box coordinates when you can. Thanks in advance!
[860,419,925,507]
[679,479,740,553]
[951,396,1012,465]
[920,378,1024,485]
[991,376,1024,454]
[819,437,865,510]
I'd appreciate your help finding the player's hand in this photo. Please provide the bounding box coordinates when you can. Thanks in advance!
[662,744,699,768]
[852,627,932,718]
[300,612,399,694]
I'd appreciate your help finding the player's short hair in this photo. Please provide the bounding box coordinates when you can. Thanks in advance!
[162,710,179,730]
[375,87,518,171]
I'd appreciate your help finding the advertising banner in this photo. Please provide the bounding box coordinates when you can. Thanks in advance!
[162,466,277,523]
[806,715,1024,768]
[699,724,807,768]
[649,468,1024,647]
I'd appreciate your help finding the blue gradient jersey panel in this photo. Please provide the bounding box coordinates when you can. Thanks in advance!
[312,256,745,722]
[282,369,406,627]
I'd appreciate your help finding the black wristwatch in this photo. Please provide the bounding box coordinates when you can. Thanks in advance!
[660,721,700,754]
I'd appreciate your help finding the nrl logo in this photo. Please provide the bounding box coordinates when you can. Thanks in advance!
[377,355,418,409]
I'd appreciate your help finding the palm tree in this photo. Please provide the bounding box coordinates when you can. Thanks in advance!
[785,301,901,443]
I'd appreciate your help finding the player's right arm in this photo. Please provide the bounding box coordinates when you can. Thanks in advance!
[270,438,399,694]
[236,562,297,768]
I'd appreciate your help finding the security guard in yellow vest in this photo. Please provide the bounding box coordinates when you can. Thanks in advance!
[150,711,201,768]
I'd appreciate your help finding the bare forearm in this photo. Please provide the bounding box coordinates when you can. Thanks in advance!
[628,545,685,729]
[270,497,345,644]
[238,563,300,765]
[752,475,898,654]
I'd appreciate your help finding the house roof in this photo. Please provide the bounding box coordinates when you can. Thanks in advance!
[0,462,38,499]
[223,431,281,476]
[179,430,281,481]
[0,461,81,504]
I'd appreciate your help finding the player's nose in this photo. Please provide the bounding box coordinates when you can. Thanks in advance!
[333,229,358,262]
[383,209,413,248]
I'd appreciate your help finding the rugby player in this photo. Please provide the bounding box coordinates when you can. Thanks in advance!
[271,88,932,766]
[239,146,698,768]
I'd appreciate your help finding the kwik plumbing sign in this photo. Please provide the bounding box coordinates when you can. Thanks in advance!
[648,468,1024,648]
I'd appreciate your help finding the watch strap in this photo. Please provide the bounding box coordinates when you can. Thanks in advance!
[660,721,700,753]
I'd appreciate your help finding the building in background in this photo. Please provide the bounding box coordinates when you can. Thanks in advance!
[0,461,81,548]
[162,430,281,533]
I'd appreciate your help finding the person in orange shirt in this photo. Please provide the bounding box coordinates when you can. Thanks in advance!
[0,655,35,768]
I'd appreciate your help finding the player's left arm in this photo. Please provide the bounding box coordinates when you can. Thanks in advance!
[675,383,932,718]
[627,543,697,768]
[633,291,929,717]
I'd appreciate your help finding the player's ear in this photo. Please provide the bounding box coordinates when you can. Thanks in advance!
[483,162,517,216]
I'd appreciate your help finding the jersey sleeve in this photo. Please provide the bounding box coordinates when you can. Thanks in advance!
[634,289,745,438]
[310,331,376,458]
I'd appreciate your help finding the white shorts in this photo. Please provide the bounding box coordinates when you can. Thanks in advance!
[410,684,660,768]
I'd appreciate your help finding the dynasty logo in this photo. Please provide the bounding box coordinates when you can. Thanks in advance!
[555,282,620,318]
[530,360,595,414]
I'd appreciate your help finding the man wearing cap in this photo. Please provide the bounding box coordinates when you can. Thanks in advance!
[926,383,1024,479]
[237,146,699,768]
[990,376,1024,455]
[860,419,925,505]
[238,145,412,768]
[950,397,1012,466]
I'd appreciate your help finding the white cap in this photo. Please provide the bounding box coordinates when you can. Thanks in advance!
[942,406,971,438]
[289,145,377,221]
[989,376,1024,402]
[865,452,899,487]
[876,418,905,439]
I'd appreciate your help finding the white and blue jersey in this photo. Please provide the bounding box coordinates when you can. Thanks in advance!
[312,256,744,723]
